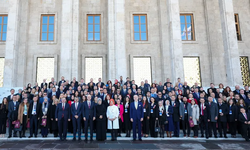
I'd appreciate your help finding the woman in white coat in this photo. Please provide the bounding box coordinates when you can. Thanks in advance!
[190,99,200,138]
[106,99,119,141]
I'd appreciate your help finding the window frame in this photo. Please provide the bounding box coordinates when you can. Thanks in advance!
[87,14,101,41]
[0,15,8,42]
[180,14,195,41]
[133,14,148,41]
[235,14,242,41]
[40,14,55,42]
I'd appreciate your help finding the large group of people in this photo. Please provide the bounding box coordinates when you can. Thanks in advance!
[1,76,250,142]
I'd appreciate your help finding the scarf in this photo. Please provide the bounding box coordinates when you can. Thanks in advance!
[42,102,48,115]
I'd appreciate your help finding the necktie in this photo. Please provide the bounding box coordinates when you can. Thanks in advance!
[62,104,65,110]
[244,113,248,120]
[201,105,204,115]
[76,103,78,110]
[88,102,90,108]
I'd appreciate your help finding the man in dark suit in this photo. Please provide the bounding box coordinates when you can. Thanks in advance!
[179,97,192,137]
[217,98,228,138]
[121,85,128,100]
[199,98,210,139]
[48,77,56,88]
[238,107,250,141]
[71,97,82,141]
[55,98,71,141]
[40,79,47,89]
[233,85,240,95]
[240,89,247,101]
[56,86,65,99]
[7,95,19,138]
[207,83,216,94]
[7,89,15,102]
[183,82,190,97]
[58,76,66,87]
[171,95,180,137]
[82,95,96,141]
[28,95,42,138]
[208,96,218,138]
[130,95,144,141]
[193,88,200,102]
[96,78,105,88]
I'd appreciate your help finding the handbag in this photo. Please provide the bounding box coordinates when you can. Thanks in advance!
[15,125,23,132]
[189,119,194,127]
[14,120,20,129]
[41,118,47,126]
[155,120,160,132]
[26,120,30,128]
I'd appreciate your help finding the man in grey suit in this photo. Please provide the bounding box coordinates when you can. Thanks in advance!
[179,97,192,137]
[208,96,218,138]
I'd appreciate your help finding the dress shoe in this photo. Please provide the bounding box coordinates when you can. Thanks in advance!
[22,135,26,138]
[13,135,18,137]
[28,136,33,138]
[35,135,37,138]
[8,136,12,138]
[201,135,204,138]
[206,136,209,139]
[214,136,218,138]
[219,136,223,138]
[224,136,228,138]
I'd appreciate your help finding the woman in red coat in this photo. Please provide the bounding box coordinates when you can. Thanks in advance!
[116,99,124,137]
[187,93,198,104]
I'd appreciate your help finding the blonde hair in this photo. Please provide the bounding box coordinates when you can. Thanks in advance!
[52,98,59,105]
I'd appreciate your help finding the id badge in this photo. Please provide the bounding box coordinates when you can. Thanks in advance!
[24,111,27,115]
[151,109,153,113]
[159,111,162,116]
[229,110,232,115]
[143,108,146,113]
[125,109,128,113]
[14,106,16,111]
[185,109,187,114]
[219,109,222,113]
[167,112,169,117]
[33,109,36,114]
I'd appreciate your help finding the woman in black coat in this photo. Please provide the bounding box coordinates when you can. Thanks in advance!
[40,98,50,137]
[96,98,107,141]
[142,96,150,137]
[158,101,166,138]
[0,98,8,137]
[227,99,238,138]
[123,96,131,137]
[49,99,59,137]
[149,97,159,137]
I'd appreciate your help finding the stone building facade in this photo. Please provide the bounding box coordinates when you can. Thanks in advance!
[0,0,249,87]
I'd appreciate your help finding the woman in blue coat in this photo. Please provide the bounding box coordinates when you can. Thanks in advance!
[164,100,174,138]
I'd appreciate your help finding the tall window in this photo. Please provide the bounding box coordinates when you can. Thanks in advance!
[133,14,147,41]
[40,15,55,41]
[36,58,55,84]
[180,14,195,41]
[87,15,101,41]
[183,57,201,86]
[0,15,8,41]
[240,57,250,86]
[235,14,242,41]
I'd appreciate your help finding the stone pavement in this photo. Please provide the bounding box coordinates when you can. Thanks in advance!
[0,139,249,150]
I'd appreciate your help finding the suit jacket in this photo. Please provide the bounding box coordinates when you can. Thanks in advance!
[58,80,66,87]
[199,103,210,120]
[218,103,228,122]
[193,92,200,102]
[130,101,144,120]
[28,101,42,118]
[179,102,192,120]
[239,112,250,130]
[121,89,128,99]
[71,102,82,117]
[208,102,218,122]
[7,95,14,102]
[227,105,238,122]
[55,103,70,120]
[82,101,96,120]
[40,82,48,89]
[245,98,250,108]
[171,100,180,122]
[8,101,20,120]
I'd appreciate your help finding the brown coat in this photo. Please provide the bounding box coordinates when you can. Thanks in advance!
[18,102,29,124]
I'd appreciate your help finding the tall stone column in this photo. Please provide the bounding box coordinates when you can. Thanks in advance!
[107,0,116,81]
[115,0,127,79]
[218,0,242,86]
[167,0,184,84]
[60,0,73,80]
[71,0,79,80]
[3,0,21,87]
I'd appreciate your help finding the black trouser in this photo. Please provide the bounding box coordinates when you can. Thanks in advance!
[30,115,38,136]
[242,124,250,141]
[118,119,122,135]
[58,117,68,140]
[84,118,93,140]
[142,116,149,135]
[8,119,17,136]
[200,115,208,137]
[182,115,190,136]
[208,122,217,137]
[111,129,117,140]
[218,121,227,137]
[20,115,27,136]
[72,117,81,138]
[0,117,6,134]
[149,117,157,137]
[193,125,198,136]
[228,121,236,135]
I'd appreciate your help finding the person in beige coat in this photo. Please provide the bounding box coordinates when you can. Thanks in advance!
[190,99,200,138]
[18,98,29,138]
